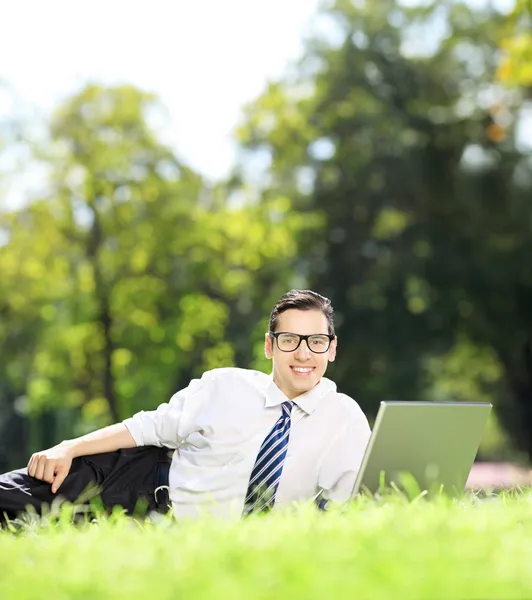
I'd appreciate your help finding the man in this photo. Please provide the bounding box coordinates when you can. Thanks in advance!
[0,289,371,521]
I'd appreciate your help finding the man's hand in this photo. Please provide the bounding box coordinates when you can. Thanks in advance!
[25,423,136,494]
[27,444,74,494]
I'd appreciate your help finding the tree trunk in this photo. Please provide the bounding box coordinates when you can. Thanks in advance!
[100,298,118,422]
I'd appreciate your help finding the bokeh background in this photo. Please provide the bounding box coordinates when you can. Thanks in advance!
[1,0,531,484]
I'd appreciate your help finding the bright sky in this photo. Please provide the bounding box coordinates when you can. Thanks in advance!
[0,0,321,181]
[1,0,528,200]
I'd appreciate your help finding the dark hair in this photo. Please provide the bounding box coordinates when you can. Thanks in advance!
[269,289,335,336]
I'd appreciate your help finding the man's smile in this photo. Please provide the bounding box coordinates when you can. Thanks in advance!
[290,366,315,375]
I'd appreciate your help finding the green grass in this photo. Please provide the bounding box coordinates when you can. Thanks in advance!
[2,491,532,599]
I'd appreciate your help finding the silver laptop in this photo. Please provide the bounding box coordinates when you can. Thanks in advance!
[350,401,492,498]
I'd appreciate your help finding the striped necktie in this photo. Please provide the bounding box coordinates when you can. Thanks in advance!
[243,401,294,515]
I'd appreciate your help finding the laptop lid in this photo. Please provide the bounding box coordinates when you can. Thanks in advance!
[351,401,492,498]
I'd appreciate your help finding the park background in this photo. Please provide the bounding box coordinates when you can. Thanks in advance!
[0,0,531,482]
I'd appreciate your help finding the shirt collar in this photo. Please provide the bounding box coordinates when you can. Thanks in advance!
[262,374,336,415]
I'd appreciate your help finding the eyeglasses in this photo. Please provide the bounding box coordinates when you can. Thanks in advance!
[269,331,335,354]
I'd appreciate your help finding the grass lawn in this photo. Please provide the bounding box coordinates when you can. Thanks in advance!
[1,491,532,599]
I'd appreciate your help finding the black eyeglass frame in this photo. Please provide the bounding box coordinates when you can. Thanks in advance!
[268,331,335,354]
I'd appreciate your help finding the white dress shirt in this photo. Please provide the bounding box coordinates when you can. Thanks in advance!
[123,367,371,519]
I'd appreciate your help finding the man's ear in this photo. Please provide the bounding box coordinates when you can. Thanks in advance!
[328,337,337,362]
[264,333,273,359]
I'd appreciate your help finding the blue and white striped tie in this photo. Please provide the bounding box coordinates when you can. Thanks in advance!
[243,401,293,515]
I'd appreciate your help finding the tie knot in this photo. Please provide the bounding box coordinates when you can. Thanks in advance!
[282,401,293,415]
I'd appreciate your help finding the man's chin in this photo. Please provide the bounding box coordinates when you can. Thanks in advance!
[275,370,320,397]
[291,375,318,391]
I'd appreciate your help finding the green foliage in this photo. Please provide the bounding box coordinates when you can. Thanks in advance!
[237,0,532,458]
[498,0,532,87]
[0,85,315,452]
[1,0,531,466]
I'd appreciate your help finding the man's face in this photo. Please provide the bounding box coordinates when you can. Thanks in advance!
[264,308,337,399]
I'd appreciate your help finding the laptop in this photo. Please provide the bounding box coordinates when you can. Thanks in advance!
[350,401,492,498]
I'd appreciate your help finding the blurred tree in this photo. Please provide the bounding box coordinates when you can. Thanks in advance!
[0,80,38,469]
[497,0,532,89]
[0,84,313,465]
[237,0,532,459]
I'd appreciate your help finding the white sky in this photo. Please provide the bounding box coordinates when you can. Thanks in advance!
[0,0,321,181]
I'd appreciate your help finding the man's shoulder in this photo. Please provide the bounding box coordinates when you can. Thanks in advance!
[207,367,269,386]
[321,380,368,424]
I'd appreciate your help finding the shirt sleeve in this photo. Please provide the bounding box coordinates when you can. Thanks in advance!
[122,370,214,449]
[318,405,372,505]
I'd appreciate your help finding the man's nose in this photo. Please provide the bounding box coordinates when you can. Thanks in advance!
[295,339,312,360]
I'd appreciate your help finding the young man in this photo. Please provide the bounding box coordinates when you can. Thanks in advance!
[0,290,371,521]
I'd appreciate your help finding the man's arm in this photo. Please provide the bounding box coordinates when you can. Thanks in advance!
[27,370,215,493]
[317,408,372,506]
[27,423,136,493]
[60,423,136,458]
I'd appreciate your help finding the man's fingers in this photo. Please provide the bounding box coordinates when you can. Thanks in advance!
[51,470,68,494]
[43,462,55,484]
[27,448,72,486]
[34,457,46,481]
